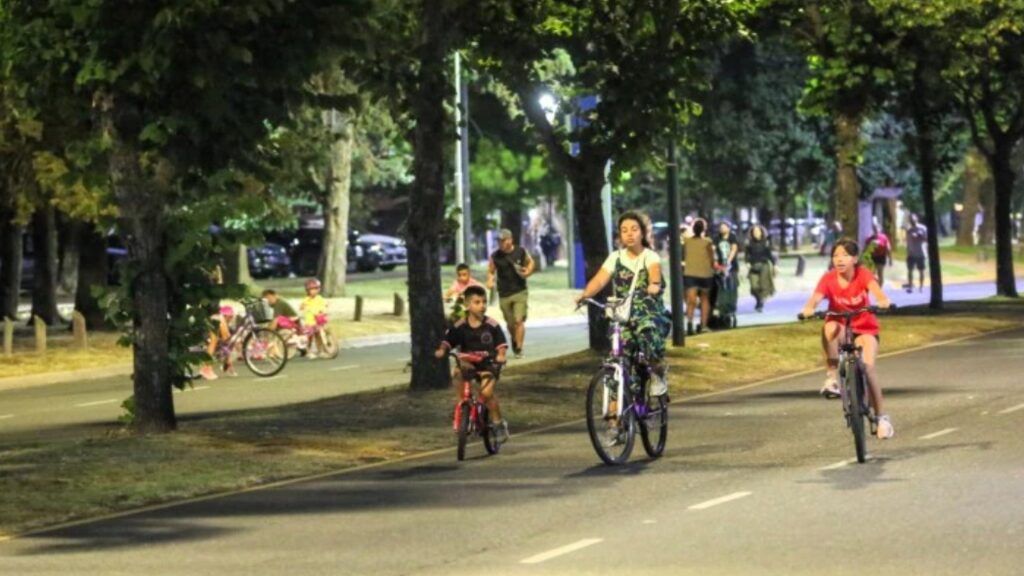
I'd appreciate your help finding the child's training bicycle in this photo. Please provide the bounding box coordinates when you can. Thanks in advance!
[579,297,668,465]
[278,313,339,360]
[447,351,506,461]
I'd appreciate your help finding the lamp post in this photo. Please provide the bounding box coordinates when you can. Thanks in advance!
[666,137,685,346]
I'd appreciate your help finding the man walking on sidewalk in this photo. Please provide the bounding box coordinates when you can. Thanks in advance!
[488,228,535,359]
[904,213,928,293]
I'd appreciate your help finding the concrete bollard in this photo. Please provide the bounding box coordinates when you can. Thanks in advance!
[393,293,405,317]
[33,315,46,353]
[795,255,806,277]
[353,295,364,322]
[72,311,88,349]
[2,317,12,356]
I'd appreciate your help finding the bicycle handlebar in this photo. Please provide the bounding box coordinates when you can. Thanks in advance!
[575,296,628,312]
[797,304,897,321]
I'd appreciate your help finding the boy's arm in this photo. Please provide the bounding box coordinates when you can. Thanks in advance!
[435,327,458,358]
[486,257,496,289]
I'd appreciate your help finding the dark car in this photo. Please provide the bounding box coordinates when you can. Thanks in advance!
[247,243,292,278]
[354,233,407,271]
[269,224,369,277]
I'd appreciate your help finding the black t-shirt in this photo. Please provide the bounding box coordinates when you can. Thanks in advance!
[491,246,529,297]
[442,316,509,363]
[715,234,740,273]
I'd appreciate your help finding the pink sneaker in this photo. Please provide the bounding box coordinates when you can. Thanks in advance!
[199,365,218,381]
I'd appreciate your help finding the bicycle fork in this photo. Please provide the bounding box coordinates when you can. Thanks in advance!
[602,362,626,419]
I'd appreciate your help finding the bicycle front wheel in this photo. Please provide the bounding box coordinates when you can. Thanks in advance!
[847,361,868,463]
[319,327,340,360]
[242,329,288,377]
[456,401,471,461]
[640,394,668,458]
[586,367,635,465]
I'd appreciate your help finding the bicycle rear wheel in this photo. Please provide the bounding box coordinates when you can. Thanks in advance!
[640,394,668,458]
[242,328,288,377]
[586,368,636,465]
[456,401,471,461]
[846,362,868,463]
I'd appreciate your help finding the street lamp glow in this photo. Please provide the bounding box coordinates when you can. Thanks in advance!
[539,93,558,124]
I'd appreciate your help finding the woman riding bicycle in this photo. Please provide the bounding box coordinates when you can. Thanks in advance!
[575,210,671,398]
[800,238,895,439]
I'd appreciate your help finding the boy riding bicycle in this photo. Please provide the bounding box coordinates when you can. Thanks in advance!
[801,238,895,439]
[434,285,510,441]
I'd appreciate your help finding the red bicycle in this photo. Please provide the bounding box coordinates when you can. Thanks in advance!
[448,351,505,461]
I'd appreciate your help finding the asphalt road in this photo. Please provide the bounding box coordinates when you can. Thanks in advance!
[2,327,1022,574]
[1,279,1021,446]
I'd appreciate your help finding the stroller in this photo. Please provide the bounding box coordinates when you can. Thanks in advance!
[708,270,738,329]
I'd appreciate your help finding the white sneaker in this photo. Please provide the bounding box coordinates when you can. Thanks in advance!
[820,377,840,399]
[876,415,895,439]
[306,351,319,360]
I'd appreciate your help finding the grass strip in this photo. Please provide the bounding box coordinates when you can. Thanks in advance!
[2,298,1022,537]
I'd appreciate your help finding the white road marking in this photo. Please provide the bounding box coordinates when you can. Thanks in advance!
[688,491,752,511]
[0,414,14,420]
[819,459,855,471]
[642,519,656,525]
[998,403,1024,415]
[75,399,119,408]
[918,428,958,440]
[520,538,603,565]
[329,365,359,372]
[263,375,289,381]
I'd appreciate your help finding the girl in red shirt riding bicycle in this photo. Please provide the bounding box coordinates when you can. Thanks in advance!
[800,238,895,439]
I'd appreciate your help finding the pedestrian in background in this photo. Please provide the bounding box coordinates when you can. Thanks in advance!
[487,228,535,358]
[904,213,928,293]
[745,224,776,312]
[683,218,715,335]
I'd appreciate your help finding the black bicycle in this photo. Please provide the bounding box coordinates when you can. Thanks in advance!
[798,305,893,463]
[579,297,668,465]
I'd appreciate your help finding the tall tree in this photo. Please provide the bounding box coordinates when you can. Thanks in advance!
[3,0,366,431]
[476,0,749,349]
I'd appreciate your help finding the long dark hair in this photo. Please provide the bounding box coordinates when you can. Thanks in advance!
[692,218,707,238]
[617,210,653,249]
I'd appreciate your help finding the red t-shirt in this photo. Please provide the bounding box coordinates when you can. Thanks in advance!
[814,266,880,335]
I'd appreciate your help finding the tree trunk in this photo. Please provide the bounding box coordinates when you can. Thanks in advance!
[406,0,454,391]
[57,216,80,297]
[957,147,985,246]
[222,244,252,287]
[0,214,23,320]
[74,225,111,329]
[909,77,944,309]
[30,205,60,326]
[777,197,789,254]
[988,140,1019,297]
[979,165,996,245]
[103,98,176,432]
[834,113,862,242]
[320,116,353,298]
[569,160,612,351]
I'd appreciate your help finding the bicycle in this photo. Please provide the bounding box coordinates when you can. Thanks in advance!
[798,305,894,463]
[579,297,668,465]
[447,351,506,461]
[278,313,339,360]
[188,298,289,379]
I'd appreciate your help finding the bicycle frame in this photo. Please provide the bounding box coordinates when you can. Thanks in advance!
[583,298,650,420]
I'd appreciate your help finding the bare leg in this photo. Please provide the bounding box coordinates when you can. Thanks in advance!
[685,288,697,322]
[514,321,525,353]
[699,290,710,328]
[821,321,842,381]
[479,374,501,423]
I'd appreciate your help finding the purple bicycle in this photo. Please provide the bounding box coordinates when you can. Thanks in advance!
[579,297,668,465]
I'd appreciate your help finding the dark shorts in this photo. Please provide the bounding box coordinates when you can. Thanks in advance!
[684,276,713,291]
[907,256,926,271]
[872,256,887,266]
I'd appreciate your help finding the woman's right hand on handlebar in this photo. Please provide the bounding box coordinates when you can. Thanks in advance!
[798,306,816,321]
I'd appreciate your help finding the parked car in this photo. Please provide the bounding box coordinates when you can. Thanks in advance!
[268,224,369,277]
[247,243,292,279]
[353,233,407,271]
